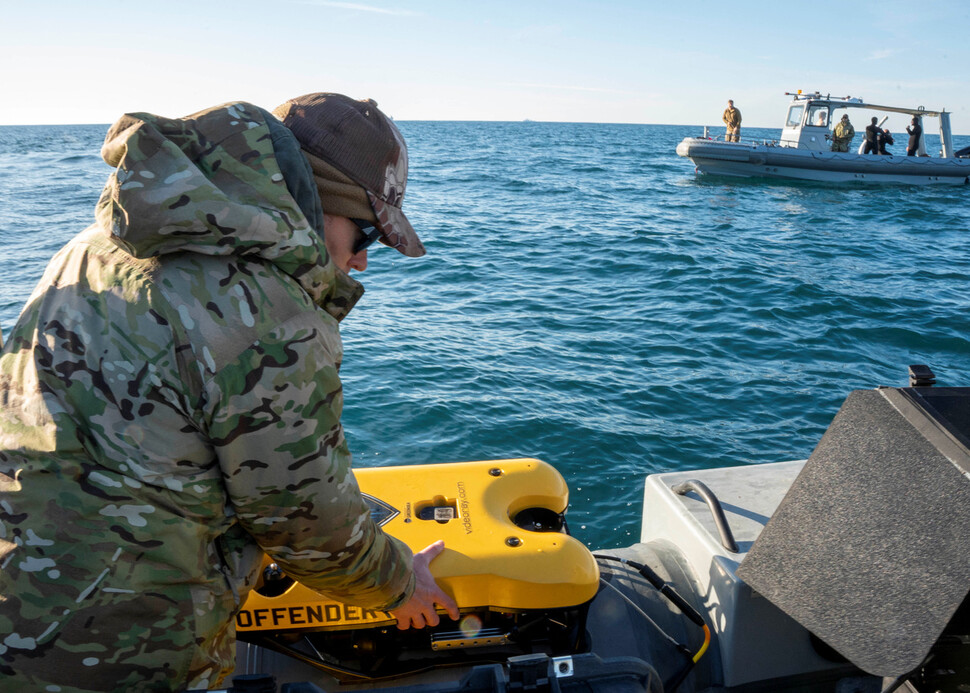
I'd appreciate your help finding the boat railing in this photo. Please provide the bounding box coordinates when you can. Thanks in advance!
[697,127,779,147]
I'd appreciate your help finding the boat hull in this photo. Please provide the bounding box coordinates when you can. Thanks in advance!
[676,138,970,185]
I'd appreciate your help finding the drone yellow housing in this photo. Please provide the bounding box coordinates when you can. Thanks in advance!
[238,458,599,633]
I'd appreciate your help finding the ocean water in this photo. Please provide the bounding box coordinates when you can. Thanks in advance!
[1,121,969,550]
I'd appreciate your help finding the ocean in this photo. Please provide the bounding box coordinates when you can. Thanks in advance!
[1,121,968,550]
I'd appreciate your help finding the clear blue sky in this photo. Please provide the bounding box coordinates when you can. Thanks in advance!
[1,0,968,133]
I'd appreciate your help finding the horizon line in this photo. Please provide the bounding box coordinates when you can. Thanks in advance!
[0,120,966,137]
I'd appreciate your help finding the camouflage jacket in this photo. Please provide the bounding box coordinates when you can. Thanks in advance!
[722,107,742,129]
[834,119,855,141]
[0,102,414,691]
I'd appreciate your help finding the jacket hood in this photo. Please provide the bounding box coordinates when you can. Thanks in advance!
[95,101,362,319]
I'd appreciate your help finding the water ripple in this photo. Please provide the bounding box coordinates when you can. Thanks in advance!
[3,121,970,548]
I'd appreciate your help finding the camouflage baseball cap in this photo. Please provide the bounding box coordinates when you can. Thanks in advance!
[273,93,425,258]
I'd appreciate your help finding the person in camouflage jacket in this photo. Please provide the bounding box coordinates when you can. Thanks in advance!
[831,114,856,152]
[722,99,742,142]
[0,94,457,692]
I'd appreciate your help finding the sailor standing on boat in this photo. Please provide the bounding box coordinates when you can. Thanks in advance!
[0,93,458,692]
[831,113,856,152]
[722,99,742,142]
[906,116,923,156]
[877,127,894,155]
[863,117,881,155]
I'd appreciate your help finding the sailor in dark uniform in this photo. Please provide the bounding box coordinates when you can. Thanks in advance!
[877,128,894,155]
[864,117,880,155]
[906,116,922,156]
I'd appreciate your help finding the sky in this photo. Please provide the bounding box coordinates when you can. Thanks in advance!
[1,0,969,133]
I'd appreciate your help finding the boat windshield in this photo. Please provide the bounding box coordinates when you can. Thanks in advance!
[785,105,805,128]
[807,106,828,127]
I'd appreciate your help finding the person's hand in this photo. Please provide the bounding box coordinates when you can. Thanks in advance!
[389,540,460,630]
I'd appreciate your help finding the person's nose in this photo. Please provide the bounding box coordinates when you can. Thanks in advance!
[348,249,368,272]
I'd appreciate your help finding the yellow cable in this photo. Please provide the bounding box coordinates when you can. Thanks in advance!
[692,624,711,664]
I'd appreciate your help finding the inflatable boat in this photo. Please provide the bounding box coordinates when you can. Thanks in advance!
[676,92,970,185]
[207,365,970,693]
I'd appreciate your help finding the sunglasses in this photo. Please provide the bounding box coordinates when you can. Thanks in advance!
[352,219,383,254]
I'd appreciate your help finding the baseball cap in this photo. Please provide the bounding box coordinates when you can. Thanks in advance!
[273,93,425,257]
